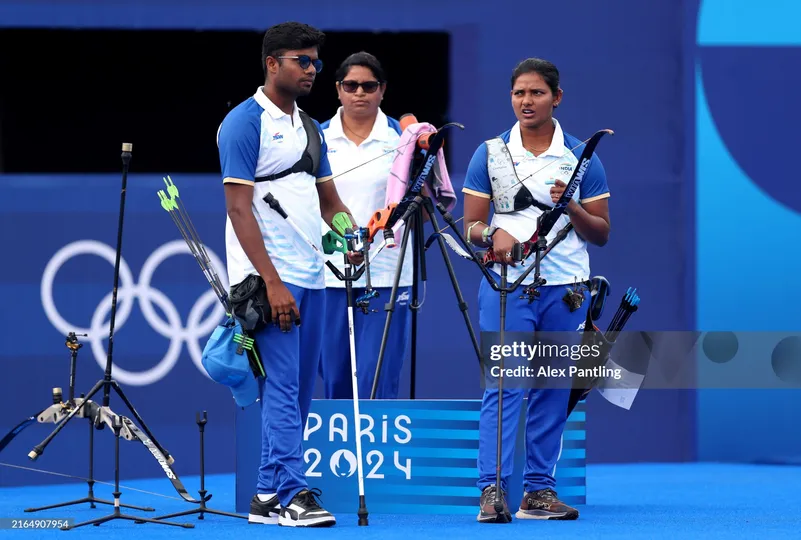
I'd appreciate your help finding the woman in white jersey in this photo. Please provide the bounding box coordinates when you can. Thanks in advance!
[319,52,413,399]
[462,57,611,522]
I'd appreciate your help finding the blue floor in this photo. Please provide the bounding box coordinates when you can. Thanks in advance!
[2,463,799,539]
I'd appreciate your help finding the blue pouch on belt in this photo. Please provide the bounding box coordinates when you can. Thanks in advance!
[201,316,260,408]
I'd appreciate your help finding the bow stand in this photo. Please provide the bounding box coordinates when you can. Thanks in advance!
[367,118,483,399]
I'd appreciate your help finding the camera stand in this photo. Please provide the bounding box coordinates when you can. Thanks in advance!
[371,194,482,399]
[62,415,193,531]
[138,412,246,523]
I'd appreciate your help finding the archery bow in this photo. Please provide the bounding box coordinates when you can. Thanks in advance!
[430,128,614,298]
[432,129,614,241]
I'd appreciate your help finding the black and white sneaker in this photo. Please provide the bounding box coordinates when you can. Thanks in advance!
[278,488,336,527]
[248,494,280,524]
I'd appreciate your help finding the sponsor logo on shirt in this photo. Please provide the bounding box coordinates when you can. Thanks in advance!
[272,132,284,141]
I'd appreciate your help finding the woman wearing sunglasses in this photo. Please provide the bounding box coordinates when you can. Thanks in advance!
[318,52,412,400]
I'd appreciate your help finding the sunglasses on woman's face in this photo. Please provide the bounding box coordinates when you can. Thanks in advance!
[278,55,323,73]
[339,80,381,94]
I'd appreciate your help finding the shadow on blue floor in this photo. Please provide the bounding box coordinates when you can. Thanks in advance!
[1,464,800,539]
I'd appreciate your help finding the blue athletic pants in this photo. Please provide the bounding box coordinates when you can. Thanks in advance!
[319,286,412,400]
[476,274,588,494]
[253,282,325,507]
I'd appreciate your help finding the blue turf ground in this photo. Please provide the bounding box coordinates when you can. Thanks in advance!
[1,463,799,539]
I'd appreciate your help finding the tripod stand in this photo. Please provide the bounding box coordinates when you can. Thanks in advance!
[27,143,198,509]
[370,191,482,399]
[22,333,154,514]
[62,415,193,531]
[138,412,246,523]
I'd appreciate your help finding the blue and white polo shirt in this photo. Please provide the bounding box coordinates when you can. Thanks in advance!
[462,118,610,286]
[217,87,333,290]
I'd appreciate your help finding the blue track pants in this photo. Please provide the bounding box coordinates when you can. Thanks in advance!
[319,286,412,399]
[253,283,325,507]
[477,274,588,494]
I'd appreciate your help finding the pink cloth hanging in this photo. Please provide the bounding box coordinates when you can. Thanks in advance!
[385,121,457,213]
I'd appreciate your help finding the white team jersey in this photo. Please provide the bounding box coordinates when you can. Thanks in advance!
[217,88,333,290]
[321,107,414,289]
[463,119,610,287]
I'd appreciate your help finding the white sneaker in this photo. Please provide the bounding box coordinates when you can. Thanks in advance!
[278,488,336,527]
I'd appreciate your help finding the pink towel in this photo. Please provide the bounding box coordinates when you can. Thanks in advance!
[385,122,457,212]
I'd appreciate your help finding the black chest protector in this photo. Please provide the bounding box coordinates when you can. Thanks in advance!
[254,111,321,182]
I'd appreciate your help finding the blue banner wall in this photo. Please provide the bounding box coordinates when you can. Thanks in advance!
[693,0,801,463]
[235,400,586,515]
[0,0,696,491]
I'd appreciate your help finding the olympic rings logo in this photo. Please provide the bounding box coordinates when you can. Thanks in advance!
[41,240,229,386]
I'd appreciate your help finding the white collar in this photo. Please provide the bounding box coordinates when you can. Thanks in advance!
[509,118,565,158]
[326,107,392,144]
[253,87,302,126]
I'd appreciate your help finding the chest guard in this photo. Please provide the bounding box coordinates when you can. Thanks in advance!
[255,111,321,183]
[486,137,546,214]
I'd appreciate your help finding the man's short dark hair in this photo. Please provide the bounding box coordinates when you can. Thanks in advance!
[261,22,326,74]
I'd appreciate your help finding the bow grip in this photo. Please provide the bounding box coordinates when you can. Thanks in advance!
[367,203,397,244]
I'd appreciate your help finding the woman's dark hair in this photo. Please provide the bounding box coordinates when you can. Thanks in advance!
[511,58,560,95]
[261,22,326,74]
[334,51,386,83]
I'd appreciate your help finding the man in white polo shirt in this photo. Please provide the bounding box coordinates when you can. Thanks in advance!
[216,21,361,528]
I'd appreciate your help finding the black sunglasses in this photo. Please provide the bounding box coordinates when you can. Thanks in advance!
[278,55,323,73]
[339,80,381,94]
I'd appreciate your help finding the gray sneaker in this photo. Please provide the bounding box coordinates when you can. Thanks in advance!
[477,485,512,523]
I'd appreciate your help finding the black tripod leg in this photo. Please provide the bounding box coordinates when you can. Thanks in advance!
[141,411,246,523]
[64,414,194,530]
[88,405,153,511]
[410,206,426,399]
[493,266,510,522]
[422,198,482,364]
[27,498,95,513]
[63,514,114,530]
[87,418,98,508]
[371,212,416,399]
[26,496,154,513]
[65,514,193,530]
[117,514,193,528]
[110,381,172,461]
[149,507,246,521]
